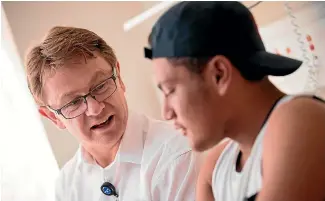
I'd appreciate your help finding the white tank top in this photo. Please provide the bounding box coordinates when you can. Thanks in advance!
[211,95,295,201]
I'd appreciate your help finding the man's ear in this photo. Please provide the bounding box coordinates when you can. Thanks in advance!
[203,55,232,96]
[38,106,66,129]
[116,61,126,91]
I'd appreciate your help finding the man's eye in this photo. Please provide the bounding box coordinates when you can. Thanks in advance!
[71,98,83,105]
[93,82,108,93]
[97,84,105,90]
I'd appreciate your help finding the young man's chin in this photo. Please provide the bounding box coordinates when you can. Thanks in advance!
[191,138,213,152]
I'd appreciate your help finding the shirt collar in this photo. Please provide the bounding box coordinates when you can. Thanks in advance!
[117,110,148,164]
[77,110,148,167]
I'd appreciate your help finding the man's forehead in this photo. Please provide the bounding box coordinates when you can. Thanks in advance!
[43,57,112,107]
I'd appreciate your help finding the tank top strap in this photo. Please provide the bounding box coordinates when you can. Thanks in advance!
[237,95,296,200]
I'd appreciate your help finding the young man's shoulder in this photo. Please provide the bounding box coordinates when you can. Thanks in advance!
[263,95,325,163]
[195,139,230,200]
[199,139,231,184]
[264,95,325,146]
[260,95,325,200]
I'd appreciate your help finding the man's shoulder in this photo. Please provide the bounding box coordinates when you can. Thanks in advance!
[145,116,192,156]
[132,112,198,170]
[56,151,80,186]
[128,111,191,156]
[142,116,204,188]
[55,150,85,199]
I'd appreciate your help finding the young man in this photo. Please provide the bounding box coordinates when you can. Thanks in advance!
[145,1,325,201]
[25,26,202,201]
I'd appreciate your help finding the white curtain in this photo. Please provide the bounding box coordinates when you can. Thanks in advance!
[0,7,59,201]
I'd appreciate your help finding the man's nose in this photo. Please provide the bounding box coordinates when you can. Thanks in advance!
[85,95,105,116]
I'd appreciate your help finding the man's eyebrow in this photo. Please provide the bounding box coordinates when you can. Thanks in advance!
[88,70,108,88]
[57,70,109,105]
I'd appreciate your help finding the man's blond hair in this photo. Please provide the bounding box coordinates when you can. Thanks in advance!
[25,26,117,105]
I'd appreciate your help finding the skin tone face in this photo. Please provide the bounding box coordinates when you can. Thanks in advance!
[39,52,128,166]
[152,56,236,152]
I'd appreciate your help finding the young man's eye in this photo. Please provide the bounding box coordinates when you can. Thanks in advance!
[165,88,175,96]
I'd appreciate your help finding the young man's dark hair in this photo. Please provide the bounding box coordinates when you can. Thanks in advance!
[145,1,325,201]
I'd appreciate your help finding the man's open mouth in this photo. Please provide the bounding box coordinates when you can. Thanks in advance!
[91,115,114,130]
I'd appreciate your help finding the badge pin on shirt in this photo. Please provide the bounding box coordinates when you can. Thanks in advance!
[101,182,119,201]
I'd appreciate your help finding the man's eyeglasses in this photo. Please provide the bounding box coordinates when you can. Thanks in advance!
[48,67,118,119]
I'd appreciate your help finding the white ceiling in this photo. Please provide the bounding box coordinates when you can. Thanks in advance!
[136,1,310,30]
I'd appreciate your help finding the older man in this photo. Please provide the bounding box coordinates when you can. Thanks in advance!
[25,26,202,201]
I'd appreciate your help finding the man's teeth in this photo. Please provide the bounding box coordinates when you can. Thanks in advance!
[99,119,107,125]
[94,118,108,127]
[92,116,114,129]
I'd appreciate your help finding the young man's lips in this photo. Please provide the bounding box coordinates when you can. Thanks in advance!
[174,122,182,129]
[174,124,186,135]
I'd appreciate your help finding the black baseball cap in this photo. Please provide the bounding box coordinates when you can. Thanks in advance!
[144,1,302,76]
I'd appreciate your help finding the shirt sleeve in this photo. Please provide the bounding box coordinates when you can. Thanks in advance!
[151,151,203,201]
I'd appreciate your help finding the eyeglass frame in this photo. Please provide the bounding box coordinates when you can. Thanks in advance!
[46,67,118,119]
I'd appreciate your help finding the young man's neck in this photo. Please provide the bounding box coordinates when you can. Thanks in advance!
[82,138,122,168]
[227,80,285,162]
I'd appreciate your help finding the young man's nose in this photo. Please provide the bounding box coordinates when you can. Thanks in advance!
[162,99,175,121]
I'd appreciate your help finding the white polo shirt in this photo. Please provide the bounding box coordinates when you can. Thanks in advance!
[55,111,202,201]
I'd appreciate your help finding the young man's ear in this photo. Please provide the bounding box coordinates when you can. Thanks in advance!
[116,61,126,91]
[38,106,66,129]
[203,55,232,96]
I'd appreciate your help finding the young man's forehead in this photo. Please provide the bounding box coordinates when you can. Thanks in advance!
[153,58,195,84]
[153,58,177,76]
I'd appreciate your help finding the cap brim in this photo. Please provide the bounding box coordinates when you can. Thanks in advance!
[248,51,302,76]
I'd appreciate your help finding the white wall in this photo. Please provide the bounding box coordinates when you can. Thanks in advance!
[259,2,325,94]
